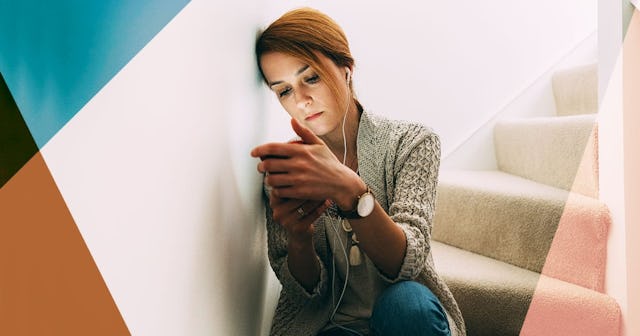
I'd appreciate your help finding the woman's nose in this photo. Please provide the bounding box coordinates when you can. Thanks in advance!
[294,89,312,110]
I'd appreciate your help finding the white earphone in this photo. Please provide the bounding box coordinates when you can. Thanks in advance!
[326,66,364,336]
[340,68,352,165]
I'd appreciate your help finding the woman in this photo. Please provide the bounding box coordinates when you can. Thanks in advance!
[250,8,465,336]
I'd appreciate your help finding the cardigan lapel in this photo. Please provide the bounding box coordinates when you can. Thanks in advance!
[356,111,390,211]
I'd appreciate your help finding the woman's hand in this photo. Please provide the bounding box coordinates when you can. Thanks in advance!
[269,194,330,242]
[251,118,365,210]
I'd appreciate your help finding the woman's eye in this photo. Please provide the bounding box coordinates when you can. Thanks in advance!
[305,75,320,84]
[278,88,291,98]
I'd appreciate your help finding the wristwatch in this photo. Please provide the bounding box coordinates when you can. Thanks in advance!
[338,186,375,219]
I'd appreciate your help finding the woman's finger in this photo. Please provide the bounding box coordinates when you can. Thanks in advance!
[271,186,315,200]
[289,200,326,219]
[259,157,296,175]
[290,118,324,145]
[273,197,323,217]
[269,192,299,209]
[279,202,327,235]
[265,172,298,188]
[271,198,327,228]
[270,196,304,221]
[251,142,305,159]
[303,199,331,217]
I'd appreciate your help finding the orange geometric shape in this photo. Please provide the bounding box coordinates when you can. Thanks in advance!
[0,152,130,335]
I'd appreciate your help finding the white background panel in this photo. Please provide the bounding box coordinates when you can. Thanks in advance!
[41,0,268,335]
[38,0,605,335]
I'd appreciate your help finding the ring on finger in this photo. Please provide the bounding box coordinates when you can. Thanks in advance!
[296,206,306,218]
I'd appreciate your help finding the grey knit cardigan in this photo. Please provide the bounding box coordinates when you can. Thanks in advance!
[264,111,466,336]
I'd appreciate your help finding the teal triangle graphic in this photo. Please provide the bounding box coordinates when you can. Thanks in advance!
[0,0,190,149]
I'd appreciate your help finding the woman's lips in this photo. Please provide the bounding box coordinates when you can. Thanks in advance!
[305,111,323,121]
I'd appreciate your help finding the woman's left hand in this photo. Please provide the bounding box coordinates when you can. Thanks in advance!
[250,119,363,208]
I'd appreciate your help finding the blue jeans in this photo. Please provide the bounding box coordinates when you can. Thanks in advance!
[318,281,451,336]
[369,281,451,336]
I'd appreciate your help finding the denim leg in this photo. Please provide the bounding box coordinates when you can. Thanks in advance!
[369,281,451,336]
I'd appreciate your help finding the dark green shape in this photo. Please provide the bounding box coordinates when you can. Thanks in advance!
[0,72,38,188]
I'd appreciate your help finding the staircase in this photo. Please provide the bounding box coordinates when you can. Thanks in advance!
[431,63,621,336]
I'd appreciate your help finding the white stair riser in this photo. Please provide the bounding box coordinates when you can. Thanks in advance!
[552,63,598,116]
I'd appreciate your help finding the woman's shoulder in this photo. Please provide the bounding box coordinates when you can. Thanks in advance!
[362,111,439,150]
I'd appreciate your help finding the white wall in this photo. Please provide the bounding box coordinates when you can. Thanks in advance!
[41,1,269,335]
[443,33,598,169]
[261,0,598,159]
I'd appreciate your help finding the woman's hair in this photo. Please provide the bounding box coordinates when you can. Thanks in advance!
[255,7,362,113]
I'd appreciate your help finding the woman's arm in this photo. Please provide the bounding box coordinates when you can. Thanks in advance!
[264,191,330,296]
[333,179,407,279]
[332,130,439,280]
[377,129,441,281]
[268,194,328,292]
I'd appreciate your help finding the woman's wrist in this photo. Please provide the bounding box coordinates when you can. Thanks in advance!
[334,171,367,211]
[286,233,320,293]
[287,233,314,251]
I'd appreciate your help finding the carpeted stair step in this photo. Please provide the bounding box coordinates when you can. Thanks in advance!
[431,241,621,336]
[552,63,598,116]
[432,170,609,291]
[493,114,598,198]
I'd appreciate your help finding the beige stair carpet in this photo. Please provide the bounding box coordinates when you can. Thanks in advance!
[433,170,609,291]
[494,114,598,198]
[431,241,620,336]
[535,190,610,293]
[432,241,537,336]
[519,274,620,336]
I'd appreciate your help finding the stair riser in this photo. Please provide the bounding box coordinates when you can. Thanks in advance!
[552,63,598,116]
[494,115,598,197]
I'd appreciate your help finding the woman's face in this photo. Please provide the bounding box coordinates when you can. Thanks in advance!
[260,51,349,137]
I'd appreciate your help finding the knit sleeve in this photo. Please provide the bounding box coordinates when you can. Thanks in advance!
[380,128,441,282]
[263,189,331,319]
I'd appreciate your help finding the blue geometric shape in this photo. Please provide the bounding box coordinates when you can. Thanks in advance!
[0,0,190,148]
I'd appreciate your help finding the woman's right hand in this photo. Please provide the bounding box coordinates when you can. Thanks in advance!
[269,193,330,243]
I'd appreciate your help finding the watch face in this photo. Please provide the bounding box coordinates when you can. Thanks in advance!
[357,193,375,217]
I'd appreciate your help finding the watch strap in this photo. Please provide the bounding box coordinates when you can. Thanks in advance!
[337,186,373,219]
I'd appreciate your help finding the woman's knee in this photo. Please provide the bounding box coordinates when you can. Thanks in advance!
[370,281,450,336]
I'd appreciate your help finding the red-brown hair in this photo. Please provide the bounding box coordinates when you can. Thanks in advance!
[255,7,362,113]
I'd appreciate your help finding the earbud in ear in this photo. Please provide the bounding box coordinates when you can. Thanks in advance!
[345,69,351,85]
